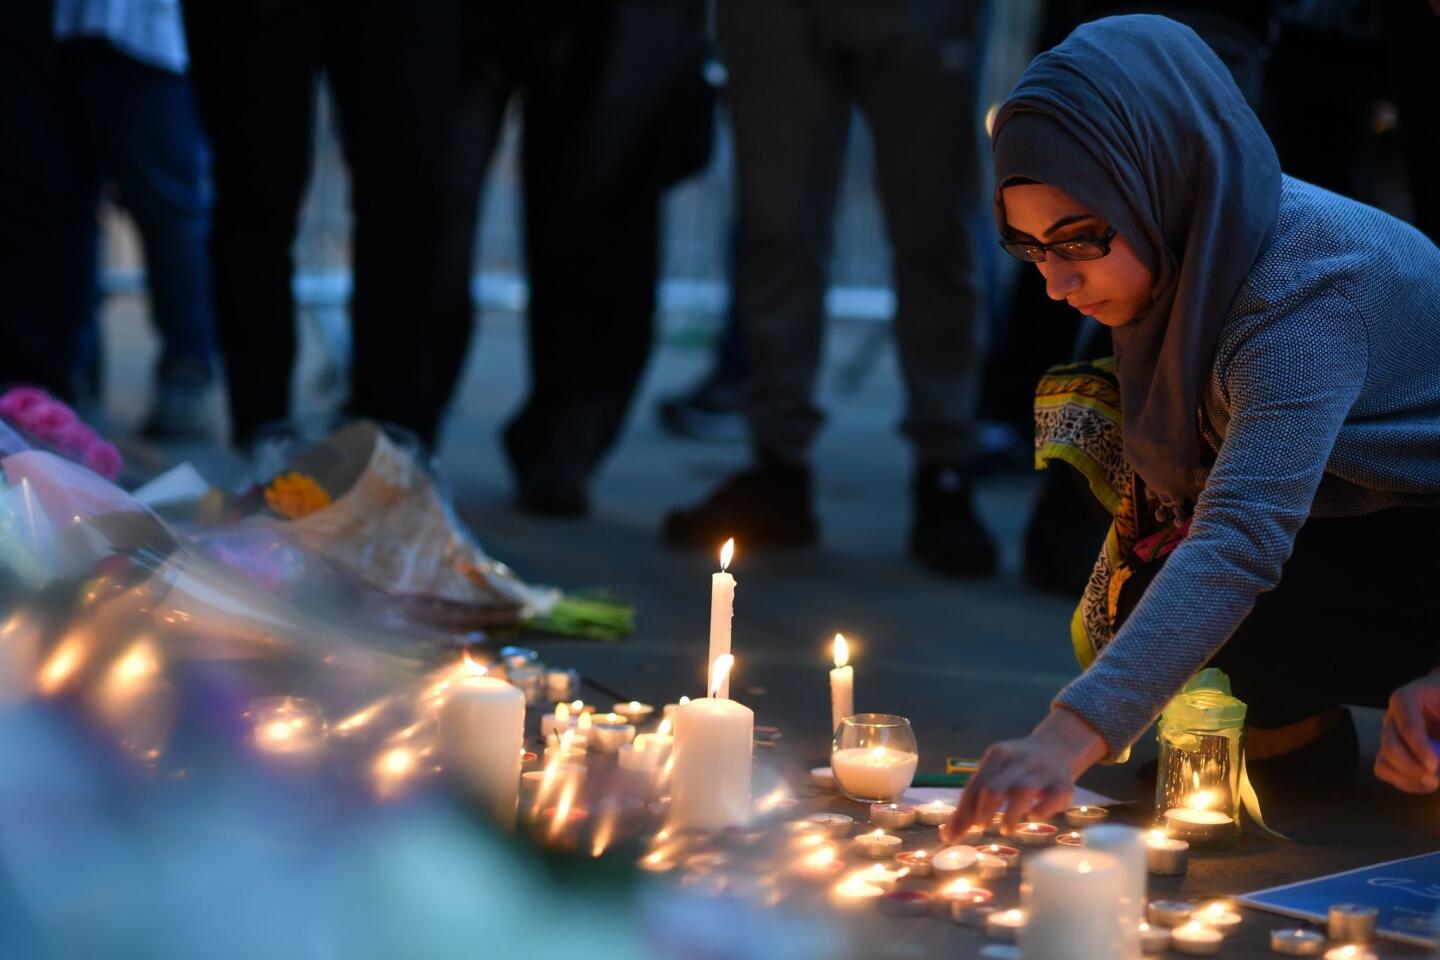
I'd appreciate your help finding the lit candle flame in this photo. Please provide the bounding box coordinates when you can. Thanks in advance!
[461,652,487,676]
[334,698,389,736]
[719,537,735,571]
[833,633,849,669]
[943,877,972,895]
[549,778,579,842]
[656,717,673,737]
[708,654,734,699]
[38,631,89,696]
[1077,860,1093,874]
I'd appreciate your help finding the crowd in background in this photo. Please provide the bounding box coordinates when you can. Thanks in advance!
[0,0,1435,582]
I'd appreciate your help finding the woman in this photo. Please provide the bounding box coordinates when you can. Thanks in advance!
[946,14,1440,838]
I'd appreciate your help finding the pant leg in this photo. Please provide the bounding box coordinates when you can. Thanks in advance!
[183,2,320,447]
[0,8,95,400]
[503,4,662,481]
[716,0,852,464]
[326,0,473,449]
[843,0,987,468]
[96,46,216,385]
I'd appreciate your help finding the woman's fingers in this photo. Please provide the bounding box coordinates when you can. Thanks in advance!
[1389,690,1439,774]
[1375,750,1432,794]
[1001,785,1045,832]
[1032,785,1076,820]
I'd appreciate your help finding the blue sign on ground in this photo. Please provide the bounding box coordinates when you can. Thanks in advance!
[1242,851,1440,947]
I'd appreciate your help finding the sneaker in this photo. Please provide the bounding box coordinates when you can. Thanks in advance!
[909,464,997,577]
[141,379,213,443]
[661,458,819,548]
[656,372,748,443]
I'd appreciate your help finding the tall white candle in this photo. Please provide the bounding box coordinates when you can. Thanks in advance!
[438,671,526,827]
[1084,825,1146,958]
[829,633,854,736]
[671,655,753,830]
[1022,847,1126,960]
[708,539,736,700]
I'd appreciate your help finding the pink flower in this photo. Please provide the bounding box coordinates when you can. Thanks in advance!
[23,399,78,444]
[0,386,52,422]
[83,441,122,481]
[51,420,98,458]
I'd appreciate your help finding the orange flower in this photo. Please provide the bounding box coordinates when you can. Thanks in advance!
[265,472,331,519]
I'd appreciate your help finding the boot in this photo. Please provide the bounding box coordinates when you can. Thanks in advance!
[909,464,997,577]
[661,457,818,548]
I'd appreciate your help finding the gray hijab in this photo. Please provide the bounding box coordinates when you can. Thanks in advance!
[993,15,1281,509]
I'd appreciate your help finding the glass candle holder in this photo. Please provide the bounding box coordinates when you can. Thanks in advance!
[1155,670,1245,847]
[831,713,918,803]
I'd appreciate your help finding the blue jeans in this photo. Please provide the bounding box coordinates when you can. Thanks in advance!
[61,38,216,389]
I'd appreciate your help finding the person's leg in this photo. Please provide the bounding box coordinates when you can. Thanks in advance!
[504,3,663,515]
[96,46,218,438]
[847,0,994,575]
[183,2,320,449]
[326,0,473,450]
[662,0,849,547]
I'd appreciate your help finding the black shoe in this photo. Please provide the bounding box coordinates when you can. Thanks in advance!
[661,459,819,548]
[1023,469,1110,595]
[657,372,747,443]
[501,422,590,519]
[141,379,213,443]
[909,464,997,577]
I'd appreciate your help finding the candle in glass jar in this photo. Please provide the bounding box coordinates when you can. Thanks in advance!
[829,633,854,735]
[708,539,736,700]
[830,745,918,801]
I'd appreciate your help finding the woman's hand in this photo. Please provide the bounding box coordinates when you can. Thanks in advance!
[1376,673,1440,794]
[942,708,1109,841]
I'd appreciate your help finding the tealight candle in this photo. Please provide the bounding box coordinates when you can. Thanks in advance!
[932,844,979,878]
[542,744,587,766]
[857,863,908,892]
[977,853,1009,880]
[1270,929,1326,956]
[248,696,327,757]
[617,742,663,775]
[793,844,846,879]
[1163,807,1235,844]
[1322,946,1378,960]
[982,843,1020,863]
[952,900,997,926]
[1064,805,1109,828]
[810,766,836,790]
[540,702,572,739]
[1139,922,1171,954]
[895,849,934,877]
[1012,822,1059,847]
[985,909,1029,943]
[934,878,995,912]
[567,699,595,715]
[1148,900,1198,929]
[1194,901,1243,935]
[1146,829,1190,876]
[1327,904,1377,943]
[870,802,917,830]
[853,829,903,859]
[942,821,987,845]
[1056,831,1084,846]
[882,890,932,917]
[611,701,655,724]
[632,730,674,763]
[1172,921,1224,955]
[915,800,957,826]
[830,874,885,910]
[545,669,577,702]
[810,812,855,838]
[589,719,636,754]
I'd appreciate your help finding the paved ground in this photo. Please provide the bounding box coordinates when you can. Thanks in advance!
[98,294,1440,957]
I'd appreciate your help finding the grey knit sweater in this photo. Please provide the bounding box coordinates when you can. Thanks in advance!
[1056,176,1440,753]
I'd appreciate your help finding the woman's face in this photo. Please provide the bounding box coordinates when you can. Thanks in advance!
[1001,183,1154,328]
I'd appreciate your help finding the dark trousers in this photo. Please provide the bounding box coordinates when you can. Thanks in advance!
[184,0,475,449]
[457,3,672,483]
[59,40,216,392]
[1117,505,1440,728]
[717,0,988,467]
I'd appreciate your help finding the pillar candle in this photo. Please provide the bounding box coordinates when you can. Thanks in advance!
[829,633,854,736]
[1084,825,1147,958]
[438,673,526,827]
[671,655,752,830]
[708,539,736,700]
[1022,847,1126,960]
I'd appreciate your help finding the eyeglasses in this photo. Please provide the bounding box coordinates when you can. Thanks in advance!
[999,226,1117,263]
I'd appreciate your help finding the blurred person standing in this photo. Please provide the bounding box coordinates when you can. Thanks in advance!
[52,0,218,440]
[183,1,475,451]
[662,0,996,576]
[456,2,714,516]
